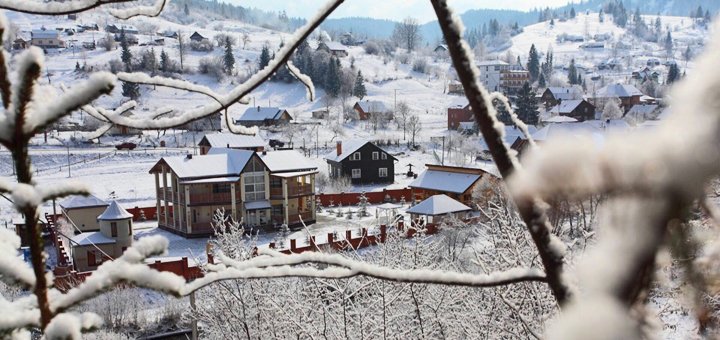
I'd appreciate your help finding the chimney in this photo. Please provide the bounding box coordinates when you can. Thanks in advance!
[186,154,192,160]
[257,106,260,112]
[262,150,267,155]
[226,143,230,148]
[336,141,342,156]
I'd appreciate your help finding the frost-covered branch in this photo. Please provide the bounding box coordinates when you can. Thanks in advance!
[286,61,315,101]
[181,249,546,295]
[429,0,572,306]
[0,15,10,109]
[0,229,36,288]
[0,0,165,17]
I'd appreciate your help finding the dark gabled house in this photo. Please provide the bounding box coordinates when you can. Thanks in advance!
[353,100,391,120]
[317,41,349,57]
[235,106,293,127]
[190,31,208,42]
[324,141,396,185]
[198,132,266,155]
[540,87,583,108]
[549,99,596,122]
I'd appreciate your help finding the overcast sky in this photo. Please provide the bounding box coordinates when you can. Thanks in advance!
[229,0,572,23]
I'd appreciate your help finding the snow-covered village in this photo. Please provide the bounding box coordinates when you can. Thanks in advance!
[1,0,720,338]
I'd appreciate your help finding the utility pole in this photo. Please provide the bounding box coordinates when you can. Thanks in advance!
[66,145,71,177]
[441,136,445,166]
[190,291,198,340]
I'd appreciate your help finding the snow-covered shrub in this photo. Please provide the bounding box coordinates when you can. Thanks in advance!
[108,59,124,74]
[397,53,411,65]
[189,39,213,52]
[412,57,428,73]
[198,57,225,81]
[98,34,116,51]
[364,41,381,55]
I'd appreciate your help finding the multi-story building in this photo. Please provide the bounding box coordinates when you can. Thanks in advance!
[499,69,530,95]
[476,60,509,92]
[149,149,317,237]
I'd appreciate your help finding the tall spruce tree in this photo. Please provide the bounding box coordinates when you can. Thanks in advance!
[516,82,539,126]
[120,29,132,69]
[665,31,673,57]
[223,37,235,74]
[258,45,271,70]
[325,57,340,97]
[667,63,680,84]
[353,70,367,99]
[568,59,578,85]
[527,44,540,83]
[160,50,169,73]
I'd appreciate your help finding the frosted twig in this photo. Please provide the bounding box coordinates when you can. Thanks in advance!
[429,0,572,306]
[0,14,10,109]
[0,0,164,17]
[108,0,168,19]
[286,60,315,101]
[0,229,36,287]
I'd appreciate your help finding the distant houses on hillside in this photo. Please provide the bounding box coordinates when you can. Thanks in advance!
[317,41,349,57]
[30,29,64,48]
[235,107,293,127]
[548,99,596,122]
[198,132,266,154]
[353,100,391,121]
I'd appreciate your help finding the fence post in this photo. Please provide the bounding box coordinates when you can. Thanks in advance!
[290,239,296,252]
[380,224,387,243]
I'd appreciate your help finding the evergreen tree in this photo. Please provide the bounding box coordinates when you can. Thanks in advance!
[122,80,140,99]
[352,70,367,99]
[567,59,578,85]
[160,49,169,72]
[516,82,539,126]
[664,31,673,57]
[538,73,546,88]
[696,6,704,20]
[75,61,80,71]
[184,2,189,15]
[527,44,540,83]
[570,7,576,19]
[258,45,271,70]
[223,37,235,74]
[120,29,132,70]
[667,63,680,84]
[599,9,605,23]
[325,57,340,97]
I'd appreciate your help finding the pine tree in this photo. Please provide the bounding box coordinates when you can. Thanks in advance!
[516,82,539,126]
[538,73,547,88]
[325,57,340,97]
[184,2,189,15]
[75,61,80,71]
[120,29,132,70]
[570,7,576,19]
[223,37,235,74]
[567,59,578,85]
[667,63,680,84]
[599,9,605,23]
[258,45,271,70]
[527,44,540,83]
[352,70,367,99]
[122,80,140,99]
[160,50,169,72]
[664,31,673,57]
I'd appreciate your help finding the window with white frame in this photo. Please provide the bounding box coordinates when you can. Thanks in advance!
[372,151,379,160]
[381,152,387,160]
[379,168,388,178]
[244,172,266,201]
[351,169,361,178]
[351,152,361,161]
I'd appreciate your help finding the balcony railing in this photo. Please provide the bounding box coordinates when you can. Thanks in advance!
[188,192,232,205]
[269,185,314,198]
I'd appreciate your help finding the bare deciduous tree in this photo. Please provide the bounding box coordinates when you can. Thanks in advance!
[392,17,421,51]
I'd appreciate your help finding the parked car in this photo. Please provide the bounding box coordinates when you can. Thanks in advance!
[115,142,137,150]
[269,139,285,148]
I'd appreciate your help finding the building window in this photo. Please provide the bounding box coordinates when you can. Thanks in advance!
[351,152,361,161]
[128,221,132,235]
[351,169,361,178]
[213,183,231,193]
[381,152,388,160]
[270,177,282,189]
[272,204,283,217]
[372,152,379,160]
[379,168,388,178]
[110,222,117,237]
[244,172,266,201]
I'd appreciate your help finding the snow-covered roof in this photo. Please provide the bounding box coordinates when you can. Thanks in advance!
[270,170,318,178]
[59,195,108,210]
[543,115,579,123]
[180,176,240,184]
[356,100,390,113]
[477,60,508,66]
[596,83,643,98]
[627,104,660,116]
[31,30,59,39]
[161,149,255,179]
[201,132,266,148]
[324,140,394,163]
[546,87,581,101]
[549,100,585,114]
[527,120,630,143]
[406,195,471,216]
[449,96,469,108]
[71,231,116,246]
[260,150,317,173]
[237,107,286,122]
[320,41,348,51]
[244,200,271,210]
[409,170,481,194]
[98,201,133,221]
[478,126,536,151]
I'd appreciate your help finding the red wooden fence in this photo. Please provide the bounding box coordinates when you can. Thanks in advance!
[317,188,412,206]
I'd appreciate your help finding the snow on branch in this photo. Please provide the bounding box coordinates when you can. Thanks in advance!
[1,47,43,144]
[0,12,10,109]
[43,312,103,340]
[51,236,186,314]
[0,0,166,17]
[429,0,573,306]
[180,249,546,294]
[117,73,223,104]
[108,0,168,19]
[0,229,36,287]
[0,294,40,333]
[101,0,343,134]
[286,61,315,101]
[25,72,115,134]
